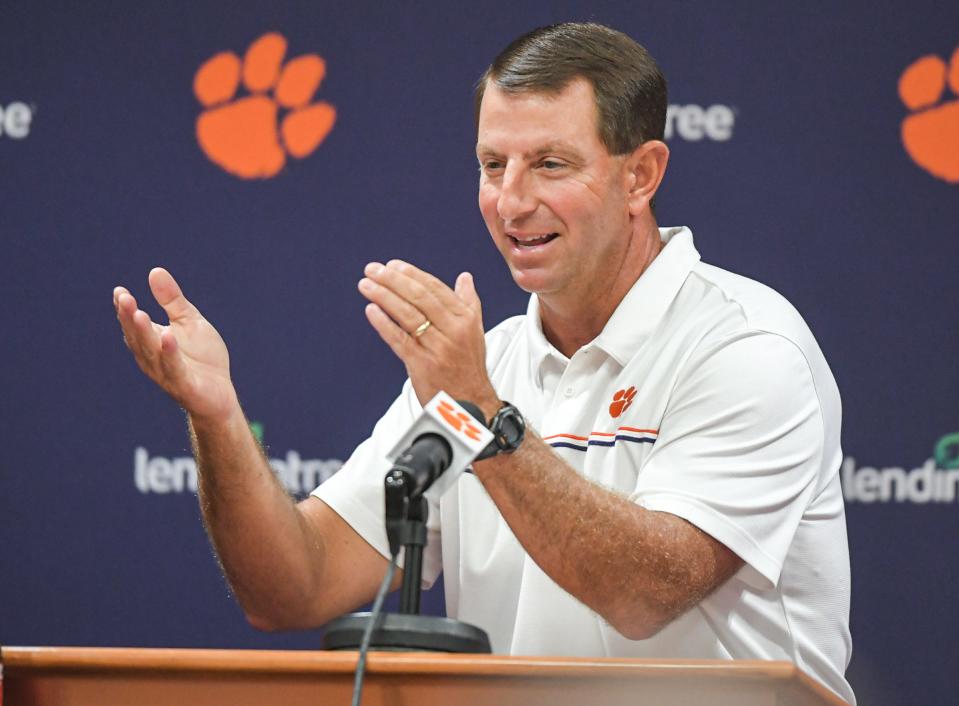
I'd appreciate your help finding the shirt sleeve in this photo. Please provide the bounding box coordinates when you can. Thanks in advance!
[631,331,825,590]
[311,380,444,588]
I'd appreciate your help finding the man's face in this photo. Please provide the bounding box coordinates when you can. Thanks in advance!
[476,78,634,304]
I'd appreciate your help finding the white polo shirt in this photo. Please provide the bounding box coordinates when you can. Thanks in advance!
[313,227,854,705]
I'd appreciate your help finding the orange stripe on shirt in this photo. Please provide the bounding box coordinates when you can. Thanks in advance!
[542,433,590,441]
[544,428,659,442]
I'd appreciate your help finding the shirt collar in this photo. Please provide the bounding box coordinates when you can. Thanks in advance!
[594,226,701,366]
[525,226,701,372]
[524,294,566,387]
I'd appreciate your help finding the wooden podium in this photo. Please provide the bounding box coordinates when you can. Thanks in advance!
[0,647,847,706]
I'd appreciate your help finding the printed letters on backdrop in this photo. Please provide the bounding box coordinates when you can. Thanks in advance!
[0,102,33,139]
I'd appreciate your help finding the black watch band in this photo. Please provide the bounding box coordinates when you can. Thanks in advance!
[487,401,526,455]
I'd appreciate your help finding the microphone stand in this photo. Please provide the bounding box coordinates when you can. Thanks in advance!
[321,468,491,653]
[387,470,428,615]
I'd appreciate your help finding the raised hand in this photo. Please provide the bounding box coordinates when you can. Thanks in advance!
[114,267,239,424]
[358,260,501,420]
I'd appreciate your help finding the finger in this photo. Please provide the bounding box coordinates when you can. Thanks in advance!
[156,328,189,383]
[116,292,147,353]
[113,286,130,311]
[116,290,137,318]
[454,272,482,315]
[401,263,476,331]
[364,303,417,361]
[116,291,176,384]
[388,260,467,313]
[132,309,163,363]
[148,267,198,322]
[358,276,428,334]
[365,260,461,329]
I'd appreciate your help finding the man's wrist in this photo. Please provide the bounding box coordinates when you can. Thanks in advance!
[473,393,503,424]
[187,397,247,439]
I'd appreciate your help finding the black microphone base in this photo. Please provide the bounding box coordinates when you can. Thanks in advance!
[322,613,492,653]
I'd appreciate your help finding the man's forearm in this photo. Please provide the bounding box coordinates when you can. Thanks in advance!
[190,406,325,630]
[473,433,741,639]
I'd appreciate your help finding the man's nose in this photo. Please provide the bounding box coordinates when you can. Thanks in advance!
[497,164,536,222]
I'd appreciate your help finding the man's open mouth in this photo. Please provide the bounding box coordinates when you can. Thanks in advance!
[509,233,559,248]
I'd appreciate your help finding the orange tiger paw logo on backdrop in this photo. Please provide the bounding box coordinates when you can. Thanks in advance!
[899,45,959,183]
[194,32,336,179]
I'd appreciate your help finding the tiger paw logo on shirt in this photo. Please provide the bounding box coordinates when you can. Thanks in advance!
[193,32,337,179]
[609,386,637,418]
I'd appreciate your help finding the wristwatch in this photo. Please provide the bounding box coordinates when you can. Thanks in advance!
[487,401,526,455]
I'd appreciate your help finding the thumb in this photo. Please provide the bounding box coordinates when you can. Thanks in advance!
[454,272,482,313]
[149,267,199,322]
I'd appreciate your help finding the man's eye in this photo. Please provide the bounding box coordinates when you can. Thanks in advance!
[480,161,503,172]
[540,160,565,170]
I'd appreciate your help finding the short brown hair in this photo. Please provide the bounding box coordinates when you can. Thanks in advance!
[474,22,668,155]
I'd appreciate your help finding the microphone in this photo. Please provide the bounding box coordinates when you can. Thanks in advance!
[385,392,494,501]
[389,433,452,498]
[319,392,495,659]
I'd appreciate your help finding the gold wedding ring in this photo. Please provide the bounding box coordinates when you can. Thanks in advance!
[412,319,432,338]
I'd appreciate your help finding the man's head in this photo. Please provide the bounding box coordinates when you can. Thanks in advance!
[474,23,670,319]
[474,22,667,156]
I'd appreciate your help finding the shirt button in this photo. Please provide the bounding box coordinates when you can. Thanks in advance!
[564,386,574,397]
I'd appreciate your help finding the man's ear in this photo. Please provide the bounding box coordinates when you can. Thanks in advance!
[624,140,669,215]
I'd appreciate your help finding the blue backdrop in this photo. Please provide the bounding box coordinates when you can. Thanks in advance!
[3,3,958,704]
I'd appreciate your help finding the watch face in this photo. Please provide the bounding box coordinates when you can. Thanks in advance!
[493,404,525,453]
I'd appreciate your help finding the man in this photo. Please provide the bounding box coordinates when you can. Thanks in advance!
[114,23,854,704]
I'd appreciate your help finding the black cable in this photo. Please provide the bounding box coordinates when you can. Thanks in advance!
[350,553,399,706]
